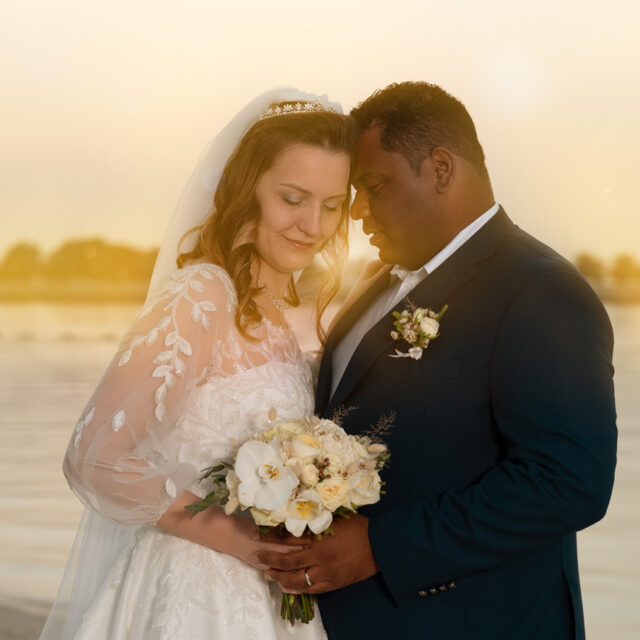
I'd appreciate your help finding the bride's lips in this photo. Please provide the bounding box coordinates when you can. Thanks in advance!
[283,236,317,250]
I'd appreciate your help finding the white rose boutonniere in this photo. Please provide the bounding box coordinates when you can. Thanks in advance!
[390,303,448,360]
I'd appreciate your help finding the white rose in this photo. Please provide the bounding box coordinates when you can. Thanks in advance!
[351,440,370,460]
[291,434,323,463]
[390,330,399,340]
[323,452,346,476]
[419,317,439,337]
[348,470,382,506]
[275,421,306,440]
[250,503,288,527]
[255,428,277,442]
[319,434,368,467]
[300,464,319,487]
[312,419,344,437]
[315,477,349,511]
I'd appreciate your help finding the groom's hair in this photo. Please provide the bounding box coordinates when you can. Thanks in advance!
[351,82,488,179]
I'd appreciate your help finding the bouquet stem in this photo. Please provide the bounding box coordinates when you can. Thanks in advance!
[280,592,315,624]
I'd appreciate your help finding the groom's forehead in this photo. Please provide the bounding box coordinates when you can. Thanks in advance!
[353,128,388,174]
[356,127,384,159]
[353,127,409,182]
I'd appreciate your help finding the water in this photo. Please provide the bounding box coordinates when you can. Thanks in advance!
[0,301,638,637]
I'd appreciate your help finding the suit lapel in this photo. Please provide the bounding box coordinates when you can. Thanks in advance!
[325,208,515,415]
[316,265,393,415]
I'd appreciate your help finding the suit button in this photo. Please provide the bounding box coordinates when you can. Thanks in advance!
[417,589,428,597]
[429,587,438,595]
[448,582,456,590]
[439,585,448,591]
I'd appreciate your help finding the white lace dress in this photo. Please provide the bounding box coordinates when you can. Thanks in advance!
[45,263,327,640]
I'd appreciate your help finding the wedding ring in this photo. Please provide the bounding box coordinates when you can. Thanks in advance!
[304,569,313,587]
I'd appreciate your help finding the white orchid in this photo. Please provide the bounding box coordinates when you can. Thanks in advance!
[235,440,298,510]
[285,489,333,537]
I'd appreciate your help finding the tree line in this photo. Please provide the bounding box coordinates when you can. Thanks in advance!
[575,252,640,284]
[1,240,638,287]
[0,240,158,282]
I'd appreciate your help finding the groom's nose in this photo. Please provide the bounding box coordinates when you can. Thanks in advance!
[350,190,369,220]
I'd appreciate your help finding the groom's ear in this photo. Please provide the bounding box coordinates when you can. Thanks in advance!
[424,147,454,194]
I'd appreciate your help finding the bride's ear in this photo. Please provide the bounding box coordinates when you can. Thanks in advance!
[423,147,454,193]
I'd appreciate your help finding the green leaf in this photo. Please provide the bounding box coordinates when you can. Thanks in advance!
[436,304,449,320]
[199,463,225,479]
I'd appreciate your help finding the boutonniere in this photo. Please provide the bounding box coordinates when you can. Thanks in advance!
[389,303,448,360]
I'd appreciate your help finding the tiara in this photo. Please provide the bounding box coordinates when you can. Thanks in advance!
[258,100,341,121]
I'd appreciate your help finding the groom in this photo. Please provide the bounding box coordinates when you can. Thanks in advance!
[259,82,617,639]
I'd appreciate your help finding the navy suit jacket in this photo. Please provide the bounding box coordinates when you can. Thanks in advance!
[314,209,617,640]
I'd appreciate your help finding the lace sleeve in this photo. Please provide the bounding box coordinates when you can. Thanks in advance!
[63,264,237,526]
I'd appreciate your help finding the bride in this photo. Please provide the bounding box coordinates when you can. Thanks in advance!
[39,88,359,639]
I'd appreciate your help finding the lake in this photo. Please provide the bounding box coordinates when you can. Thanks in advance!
[0,301,638,637]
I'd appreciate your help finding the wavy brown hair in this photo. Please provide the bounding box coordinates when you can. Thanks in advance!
[177,104,359,343]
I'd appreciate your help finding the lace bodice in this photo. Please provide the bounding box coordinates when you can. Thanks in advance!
[63,263,314,526]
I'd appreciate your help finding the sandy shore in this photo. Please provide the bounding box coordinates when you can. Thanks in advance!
[0,596,49,640]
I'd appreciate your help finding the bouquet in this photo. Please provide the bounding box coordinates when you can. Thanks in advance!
[186,415,390,625]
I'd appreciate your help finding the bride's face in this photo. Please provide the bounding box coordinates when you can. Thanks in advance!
[254,143,350,274]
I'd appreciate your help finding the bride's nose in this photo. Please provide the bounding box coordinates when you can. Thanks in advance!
[297,203,322,237]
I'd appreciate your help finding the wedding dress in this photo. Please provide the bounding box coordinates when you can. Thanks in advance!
[41,262,327,639]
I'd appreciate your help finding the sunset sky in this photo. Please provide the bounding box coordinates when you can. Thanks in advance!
[2,0,639,263]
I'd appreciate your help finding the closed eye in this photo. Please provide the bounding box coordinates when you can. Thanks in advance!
[282,194,303,206]
[323,200,344,211]
[366,183,384,196]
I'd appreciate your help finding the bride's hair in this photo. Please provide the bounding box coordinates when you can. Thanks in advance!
[177,105,359,343]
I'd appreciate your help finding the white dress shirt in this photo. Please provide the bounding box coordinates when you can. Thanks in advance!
[329,203,500,398]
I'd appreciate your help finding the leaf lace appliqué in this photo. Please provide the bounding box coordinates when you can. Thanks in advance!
[73,406,95,448]
[118,265,234,423]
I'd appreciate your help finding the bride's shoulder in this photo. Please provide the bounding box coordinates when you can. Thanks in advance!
[148,262,238,312]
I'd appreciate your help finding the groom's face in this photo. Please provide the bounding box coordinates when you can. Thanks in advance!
[351,127,439,269]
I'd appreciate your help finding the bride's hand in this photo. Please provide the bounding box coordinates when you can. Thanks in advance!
[157,491,302,570]
[216,514,305,570]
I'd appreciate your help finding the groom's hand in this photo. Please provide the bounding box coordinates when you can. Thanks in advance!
[256,514,379,594]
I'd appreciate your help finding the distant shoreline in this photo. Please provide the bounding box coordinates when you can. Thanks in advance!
[1,277,639,305]
[0,279,149,303]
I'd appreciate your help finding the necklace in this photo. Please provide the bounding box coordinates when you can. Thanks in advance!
[257,278,289,311]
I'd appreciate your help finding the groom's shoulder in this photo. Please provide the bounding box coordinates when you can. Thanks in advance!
[498,224,578,280]
[494,224,607,319]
